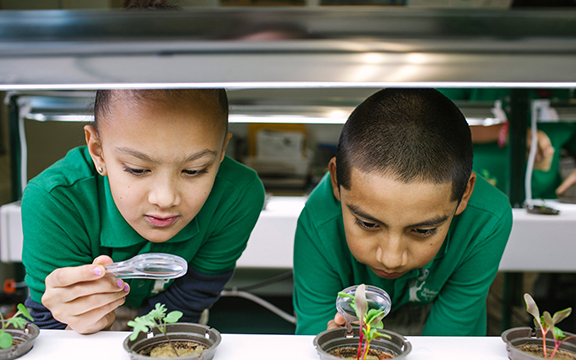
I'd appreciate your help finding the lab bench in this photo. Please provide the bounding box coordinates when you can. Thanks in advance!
[21,329,511,360]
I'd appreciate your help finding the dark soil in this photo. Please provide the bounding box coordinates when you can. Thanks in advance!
[519,344,576,360]
[328,346,395,359]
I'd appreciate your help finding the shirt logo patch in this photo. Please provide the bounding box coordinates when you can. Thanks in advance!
[408,269,438,302]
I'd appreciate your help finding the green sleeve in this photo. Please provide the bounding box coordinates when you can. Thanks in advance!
[21,183,98,304]
[191,176,265,274]
[293,207,343,335]
[422,207,512,336]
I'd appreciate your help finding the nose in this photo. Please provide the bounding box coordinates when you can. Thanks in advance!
[376,234,408,270]
[148,175,181,209]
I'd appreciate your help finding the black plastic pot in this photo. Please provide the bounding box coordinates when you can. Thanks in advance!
[502,327,576,360]
[0,322,40,360]
[314,327,412,359]
[123,323,221,360]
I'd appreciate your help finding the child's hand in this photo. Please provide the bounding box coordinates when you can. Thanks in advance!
[42,255,130,334]
[327,312,347,330]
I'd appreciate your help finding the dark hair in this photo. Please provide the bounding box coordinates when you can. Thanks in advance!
[335,88,473,203]
[94,89,229,134]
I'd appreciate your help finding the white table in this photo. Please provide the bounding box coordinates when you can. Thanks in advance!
[21,330,510,360]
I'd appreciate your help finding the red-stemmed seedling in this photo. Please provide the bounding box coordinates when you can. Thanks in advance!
[338,284,391,360]
[524,293,576,359]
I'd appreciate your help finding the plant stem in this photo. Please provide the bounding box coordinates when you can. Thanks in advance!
[155,319,179,357]
[356,328,364,360]
[363,342,371,360]
[166,334,179,357]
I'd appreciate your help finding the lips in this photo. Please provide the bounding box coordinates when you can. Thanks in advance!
[373,268,405,279]
[145,215,179,228]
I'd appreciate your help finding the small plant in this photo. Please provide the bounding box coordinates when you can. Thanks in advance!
[0,304,34,349]
[524,293,576,359]
[128,303,183,357]
[338,284,391,360]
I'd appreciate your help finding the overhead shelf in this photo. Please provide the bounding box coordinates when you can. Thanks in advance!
[1,8,576,89]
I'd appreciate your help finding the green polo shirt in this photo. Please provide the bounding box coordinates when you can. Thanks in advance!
[293,172,512,336]
[438,88,576,199]
[22,146,265,309]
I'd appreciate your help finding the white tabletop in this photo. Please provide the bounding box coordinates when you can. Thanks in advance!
[21,330,511,360]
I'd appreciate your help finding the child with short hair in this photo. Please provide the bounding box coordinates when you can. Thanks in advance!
[293,88,512,336]
[22,89,265,334]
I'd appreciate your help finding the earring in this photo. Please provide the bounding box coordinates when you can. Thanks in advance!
[98,167,103,174]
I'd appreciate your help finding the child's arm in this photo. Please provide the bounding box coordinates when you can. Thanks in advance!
[293,207,344,335]
[41,255,129,334]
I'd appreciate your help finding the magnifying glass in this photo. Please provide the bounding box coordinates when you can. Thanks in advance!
[104,253,188,280]
[336,285,391,333]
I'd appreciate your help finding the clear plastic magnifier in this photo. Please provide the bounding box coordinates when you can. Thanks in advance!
[336,285,391,333]
[104,253,188,280]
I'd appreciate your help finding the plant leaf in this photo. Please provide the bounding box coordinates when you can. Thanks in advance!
[554,327,565,340]
[149,303,167,321]
[543,312,554,332]
[338,292,355,299]
[7,317,27,330]
[553,308,572,326]
[0,332,13,349]
[354,284,367,324]
[365,309,386,327]
[524,293,541,326]
[164,311,183,324]
[15,304,33,322]
[127,316,155,341]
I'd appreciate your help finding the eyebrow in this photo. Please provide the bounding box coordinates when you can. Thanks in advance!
[346,203,450,228]
[116,147,217,164]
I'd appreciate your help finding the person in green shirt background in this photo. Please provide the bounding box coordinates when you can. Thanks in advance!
[22,89,265,334]
[293,88,513,336]
[438,88,576,200]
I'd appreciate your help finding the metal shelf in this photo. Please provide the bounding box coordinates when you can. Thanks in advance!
[0,8,576,89]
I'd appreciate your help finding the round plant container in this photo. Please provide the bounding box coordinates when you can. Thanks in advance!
[502,327,576,360]
[123,323,221,360]
[314,327,411,360]
[0,322,40,360]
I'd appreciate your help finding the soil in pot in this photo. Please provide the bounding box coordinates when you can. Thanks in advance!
[0,323,40,360]
[502,327,576,360]
[314,327,411,360]
[328,346,395,359]
[138,340,207,358]
[124,323,221,360]
[517,344,576,360]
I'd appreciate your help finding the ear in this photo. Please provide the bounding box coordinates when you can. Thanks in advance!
[455,172,477,215]
[328,157,341,201]
[84,125,107,176]
[219,133,233,162]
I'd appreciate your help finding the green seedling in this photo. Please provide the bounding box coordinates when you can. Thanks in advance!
[128,303,183,357]
[338,284,391,360]
[0,304,34,349]
[524,293,576,359]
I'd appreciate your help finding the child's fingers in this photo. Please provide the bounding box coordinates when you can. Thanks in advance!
[327,313,347,330]
[45,264,108,288]
[334,313,346,326]
[64,289,128,317]
[44,276,128,306]
[65,297,126,335]
[92,255,113,266]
